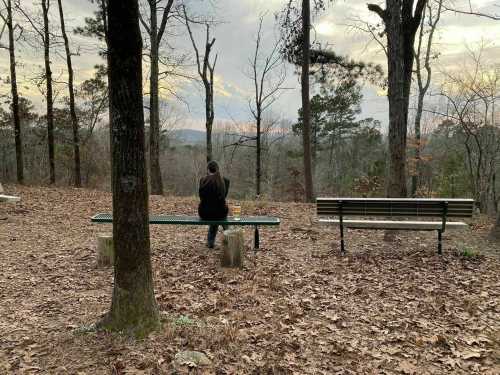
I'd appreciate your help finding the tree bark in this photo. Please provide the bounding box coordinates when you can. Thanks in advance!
[6,0,23,184]
[205,78,214,163]
[256,113,261,196]
[301,0,314,202]
[41,0,55,184]
[57,0,81,187]
[148,1,163,195]
[368,0,427,198]
[99,0,160,337]
[385,4,408,198]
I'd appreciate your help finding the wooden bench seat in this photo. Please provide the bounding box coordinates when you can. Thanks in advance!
[91,213,280,250]
[318,219,468,230]
[317,197,474,254]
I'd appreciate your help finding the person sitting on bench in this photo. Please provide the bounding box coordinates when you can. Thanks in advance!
[198,160,230,248]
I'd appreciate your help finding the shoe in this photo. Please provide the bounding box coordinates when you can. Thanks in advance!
[207,243,215,249]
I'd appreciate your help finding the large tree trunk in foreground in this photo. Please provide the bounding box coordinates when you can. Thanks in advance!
[99,0,159,337]
[6,0,23,184]
[57,0,81,187]
[301,0,314,202]
[41,0,55,184]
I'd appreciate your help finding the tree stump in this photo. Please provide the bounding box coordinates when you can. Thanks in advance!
[97,233,114,267]
[221,229,244,268]
[0,183,3,193]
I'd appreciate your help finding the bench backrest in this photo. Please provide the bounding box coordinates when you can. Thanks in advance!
[317,198,474,218]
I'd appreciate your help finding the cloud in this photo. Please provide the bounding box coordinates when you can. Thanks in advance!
[1,0,499,132]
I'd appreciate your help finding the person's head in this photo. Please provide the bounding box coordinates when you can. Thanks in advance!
[207,160,219,175]
[206,160,225,195]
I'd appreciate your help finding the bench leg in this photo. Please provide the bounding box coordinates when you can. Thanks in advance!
[437,230,442,255]
[340,224,346,254]
[254,226,260,251]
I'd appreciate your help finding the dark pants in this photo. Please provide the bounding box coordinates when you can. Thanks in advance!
[207,224,228,248]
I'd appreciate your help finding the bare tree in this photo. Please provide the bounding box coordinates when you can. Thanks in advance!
[301,0,314,202]
[442,1,500,20]
[0,0,23,184]
[18,0,56,184]
[139,0,175,195]
[411,0,443,196]
[57,0,81,187]
[183,5,217,163]
[247,14,286,196]
[99,0,160,337]
[41,0,55,184]
[438,47,500,211]
[367,0,427,197]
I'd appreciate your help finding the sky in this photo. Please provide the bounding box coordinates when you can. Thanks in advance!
[1,0,499,131]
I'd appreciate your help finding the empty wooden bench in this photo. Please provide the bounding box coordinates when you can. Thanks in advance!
[317,198,474,254]
[91,214,280,250]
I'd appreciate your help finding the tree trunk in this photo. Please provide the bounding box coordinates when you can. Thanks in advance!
[149,1,163,195]
[42,0,55,184]
[385,3,407,198]
[6,0,23,184]
[99,0,160,337]
[57,0,81,187]
[205,83,213,162]
[183,8,216,164]
[301,0,314,202]
[256,112,261,196]
[312,124,317,179]
[368,0,426,198]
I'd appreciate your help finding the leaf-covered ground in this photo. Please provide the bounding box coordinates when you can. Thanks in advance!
[0,185,499,374]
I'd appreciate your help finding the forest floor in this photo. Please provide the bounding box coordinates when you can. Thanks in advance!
[0,185,499,374]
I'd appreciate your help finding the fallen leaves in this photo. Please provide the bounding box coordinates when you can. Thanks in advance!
[0,185,499,374]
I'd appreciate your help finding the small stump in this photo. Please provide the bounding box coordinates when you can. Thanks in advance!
[221,229,244,268]
[97,233,114,267]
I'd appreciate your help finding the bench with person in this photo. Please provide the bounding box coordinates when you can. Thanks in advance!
[317,197,474,254]
[91,213,279,250]
[92,161,280,251]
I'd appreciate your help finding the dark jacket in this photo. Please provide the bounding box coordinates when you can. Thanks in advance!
[198,175,230,220]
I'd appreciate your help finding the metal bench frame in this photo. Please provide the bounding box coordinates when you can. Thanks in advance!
[91,214,280,250]
[317,198,474,254]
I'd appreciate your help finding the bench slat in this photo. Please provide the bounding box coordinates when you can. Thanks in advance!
[317,197,474,202]
[317,203,474,210]
[91,213,280,226]
[319,219,468,230]
[317,209,473,217]
[317,197,474,218]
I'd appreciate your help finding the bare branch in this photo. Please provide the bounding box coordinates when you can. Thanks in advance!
[367,3,387,21]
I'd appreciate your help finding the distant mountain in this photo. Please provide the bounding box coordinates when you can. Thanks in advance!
[171,129,205,144]
[171,127,293,146]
